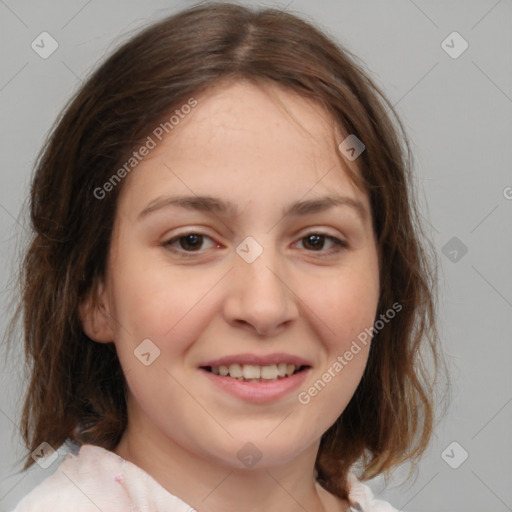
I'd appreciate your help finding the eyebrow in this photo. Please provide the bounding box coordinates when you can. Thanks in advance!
[137,194,368,222]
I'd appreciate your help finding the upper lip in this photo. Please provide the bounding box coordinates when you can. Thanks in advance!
[199,353,312,368]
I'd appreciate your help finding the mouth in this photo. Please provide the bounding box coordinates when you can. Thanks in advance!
[200,363,310,383]
[198,354,312,403]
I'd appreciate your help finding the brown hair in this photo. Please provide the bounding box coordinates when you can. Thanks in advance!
[6,1,446,499]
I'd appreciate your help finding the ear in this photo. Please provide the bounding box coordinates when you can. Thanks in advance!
[78,278,115,343]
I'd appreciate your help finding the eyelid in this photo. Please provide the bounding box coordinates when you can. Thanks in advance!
[297,227,347,241]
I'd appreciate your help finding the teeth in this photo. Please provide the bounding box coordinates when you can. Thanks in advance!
[212,363,299,380]
[242,364,261,379]
[277,363,287,377]
[261,365,278,380]
[228,364,243,378]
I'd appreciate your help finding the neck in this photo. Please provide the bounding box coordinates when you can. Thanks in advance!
[114,418,349,512]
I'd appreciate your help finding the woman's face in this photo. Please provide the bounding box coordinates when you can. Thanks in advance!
[89,80,380,469]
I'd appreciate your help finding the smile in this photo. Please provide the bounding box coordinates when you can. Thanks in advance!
[199,354,312,402]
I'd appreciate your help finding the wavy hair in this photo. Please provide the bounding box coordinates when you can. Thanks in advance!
[5,1,446,500]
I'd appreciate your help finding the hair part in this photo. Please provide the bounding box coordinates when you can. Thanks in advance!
[5,1,447,499]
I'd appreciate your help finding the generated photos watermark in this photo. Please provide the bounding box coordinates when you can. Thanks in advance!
[297,301,402,404]
[93,97,198,200]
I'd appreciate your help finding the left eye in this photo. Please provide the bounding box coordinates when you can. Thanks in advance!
[296,234,346,252]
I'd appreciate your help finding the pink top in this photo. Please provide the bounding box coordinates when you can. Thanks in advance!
[11,445,399,511]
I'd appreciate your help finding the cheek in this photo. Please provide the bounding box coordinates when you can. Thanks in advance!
[297,280,377,429]
[304,267,379,348]
[108,243,193,335]
[108,259,224,361]
[296,261,379,413]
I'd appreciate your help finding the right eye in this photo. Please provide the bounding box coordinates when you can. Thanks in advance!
[164,233,219,253]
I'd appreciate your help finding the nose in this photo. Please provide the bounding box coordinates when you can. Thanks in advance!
[222,246,299,337]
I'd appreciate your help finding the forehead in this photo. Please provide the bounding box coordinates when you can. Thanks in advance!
[116,79,366,214]
[169,79,341,163]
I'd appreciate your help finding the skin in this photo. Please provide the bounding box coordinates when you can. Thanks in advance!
[80,80,380,512]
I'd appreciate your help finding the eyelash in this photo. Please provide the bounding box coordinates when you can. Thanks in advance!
[163,231,348,258]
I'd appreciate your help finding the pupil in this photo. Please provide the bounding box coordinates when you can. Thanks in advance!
[181,234,202,250]
[305,234,324,250]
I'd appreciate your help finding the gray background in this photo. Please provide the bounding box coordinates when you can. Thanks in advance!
[0,0,511,511]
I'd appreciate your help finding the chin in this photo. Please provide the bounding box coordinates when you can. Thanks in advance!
[214,434,316,471]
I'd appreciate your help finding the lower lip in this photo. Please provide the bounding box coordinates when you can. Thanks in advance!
[200,368,311,403]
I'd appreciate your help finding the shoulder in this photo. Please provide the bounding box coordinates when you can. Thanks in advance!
[11,444,193,512]
[347,472,402,512]
[10,445,130,512]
